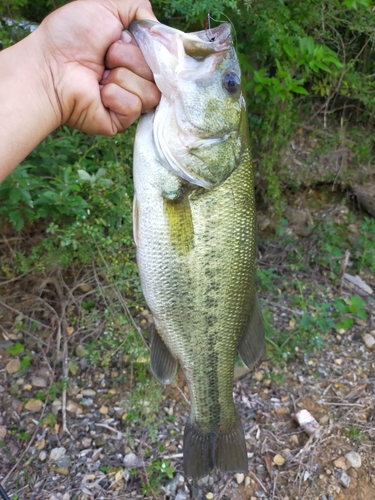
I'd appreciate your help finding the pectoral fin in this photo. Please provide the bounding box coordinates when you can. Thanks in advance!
[150,323,178,385]
[238,293,265,368]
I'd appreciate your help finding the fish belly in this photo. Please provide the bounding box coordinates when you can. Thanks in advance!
[133,113,257,478]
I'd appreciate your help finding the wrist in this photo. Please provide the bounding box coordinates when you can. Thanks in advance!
[0,29,61,179]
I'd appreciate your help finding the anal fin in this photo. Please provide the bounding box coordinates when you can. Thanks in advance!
[150,323,177,385]
[238,293,265,368]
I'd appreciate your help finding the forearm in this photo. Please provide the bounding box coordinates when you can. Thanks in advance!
[0,29,60,181]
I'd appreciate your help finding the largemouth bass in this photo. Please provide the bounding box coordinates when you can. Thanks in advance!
[130,20,264,479]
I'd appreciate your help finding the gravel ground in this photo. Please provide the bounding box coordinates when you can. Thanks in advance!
[0,291,374,500]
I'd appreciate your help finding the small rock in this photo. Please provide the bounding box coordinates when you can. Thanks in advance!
[31,376,47,388]
[198,475,209,486]
[50,447,66,462]
[273,454,285,466]
[25,399,43,411]
[206,493,213,500]
[16,378,24,386]
[303,470,310,481]
[53,467,69,476]
[235,473,245,484]
[66,401,83,417]
[245,476,251,487]
[23,383,32,391]
[99,405,108,415]
[165,406,173,416]
[165,474,182,496]
[56,455,71,468]
[39,450,47,461]
[81,437,92,448]
[80,358,89,371]
[253,371,264,381]
[319,415,329,425]
[0,426,6,440]
[81,397,94,407]
[6,359,20,374]
[334,358,343,366]
[345,451,361,468]
[363,334,375,349]
[78,283,92,292]
[255,490,267,498]
[333,457,348,470]
[337,469,351,488]
[256,464,267,475]
[289,434,299,445]
[124,453,142,468]
[36,438,46,450]
[51,399,62,414]
[62,494,70,500]
[81,389,96,397]
[175,492,188,500]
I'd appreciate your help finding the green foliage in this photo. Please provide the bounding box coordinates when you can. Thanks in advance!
[310,215,375,277]
[8,342,24,356]
[347,426,364,441]
[142,459,176,496]
[19,352,31,371]
[42,413,57,427]
[265,286,369,362]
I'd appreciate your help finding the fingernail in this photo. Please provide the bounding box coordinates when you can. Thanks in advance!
[121,30,132,43]
[102,69,110,80]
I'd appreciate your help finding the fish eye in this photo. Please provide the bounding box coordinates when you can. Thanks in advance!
[223,72,240,94]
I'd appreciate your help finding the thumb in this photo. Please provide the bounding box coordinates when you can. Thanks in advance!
[104,0,158,28]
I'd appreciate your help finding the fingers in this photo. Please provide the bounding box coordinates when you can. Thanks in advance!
[100,83,142,131]
[100,66,160,113]
[105,34,154,81]
[134,3,158,22]
[107,0,157,27]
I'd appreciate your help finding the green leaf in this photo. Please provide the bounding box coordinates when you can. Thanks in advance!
[337,317,354,330]
[344,0,357,8]
[300,36,314,55]
[8,342,24,356]
[8,211,24,231]
[283,43,296,60]
[291,85,309,95]
[95,168,107,179]
[9,187,22,203]
[78,170,93,181]
[315,61,332,73]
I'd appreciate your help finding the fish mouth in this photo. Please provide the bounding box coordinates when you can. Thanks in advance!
[129,20,232,54]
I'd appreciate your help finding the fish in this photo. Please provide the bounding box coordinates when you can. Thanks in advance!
[129,20,265,480]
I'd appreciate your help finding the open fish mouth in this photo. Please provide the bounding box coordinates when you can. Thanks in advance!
[129,20,232,58]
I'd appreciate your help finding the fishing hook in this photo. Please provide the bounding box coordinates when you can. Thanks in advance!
[205,13,216,42]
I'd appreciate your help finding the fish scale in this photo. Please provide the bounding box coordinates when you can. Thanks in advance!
[130,20,264,479]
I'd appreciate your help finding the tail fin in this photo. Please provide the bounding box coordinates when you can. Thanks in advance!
[183,413,247,479]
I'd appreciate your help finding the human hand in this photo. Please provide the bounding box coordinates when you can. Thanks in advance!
[37,0,160,135]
